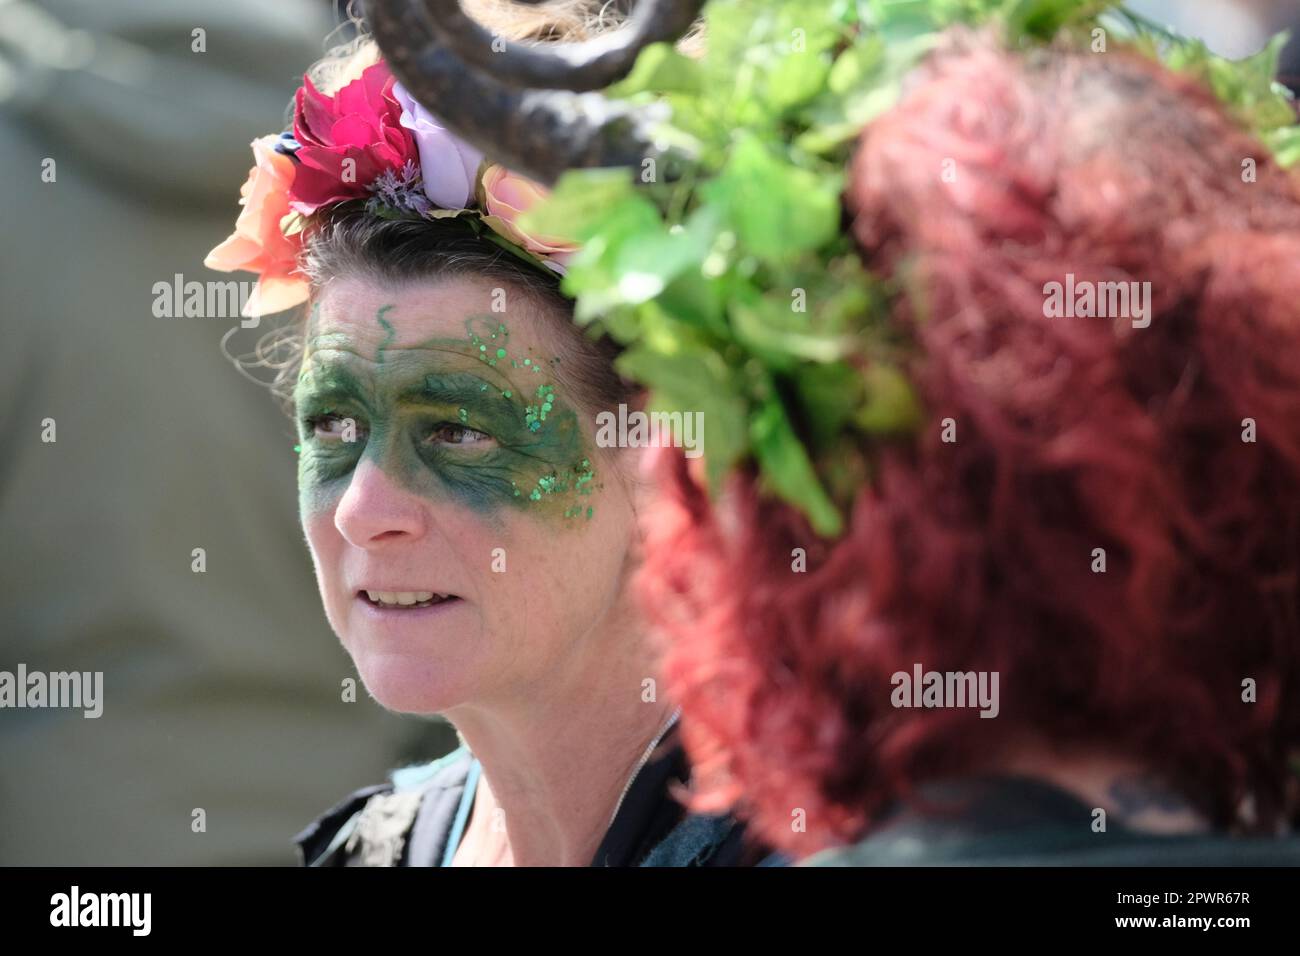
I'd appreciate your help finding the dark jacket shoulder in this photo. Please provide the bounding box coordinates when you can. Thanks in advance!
[803,776,1300,867]
[294,729,769,867]
[294,747,474,867]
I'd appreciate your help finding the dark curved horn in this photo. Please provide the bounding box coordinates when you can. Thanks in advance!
[382,0,704,93]
[369,0,690,185]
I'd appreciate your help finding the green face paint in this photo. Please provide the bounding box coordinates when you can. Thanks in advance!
[294,309,597,526]
[374,304,396,364]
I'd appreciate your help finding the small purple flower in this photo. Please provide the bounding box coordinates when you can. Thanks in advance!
[366,160,434,217]
[393,81,483,209]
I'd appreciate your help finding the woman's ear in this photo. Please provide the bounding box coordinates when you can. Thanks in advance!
[612,388,711,525]
[635,443,708,501]
[625,441,657,521]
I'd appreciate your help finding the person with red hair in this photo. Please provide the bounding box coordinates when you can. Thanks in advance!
[640,29,1300,865]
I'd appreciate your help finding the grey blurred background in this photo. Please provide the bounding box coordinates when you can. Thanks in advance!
[0,0,1294,865]
[0,0,453,866]
[1130,0,1300,87]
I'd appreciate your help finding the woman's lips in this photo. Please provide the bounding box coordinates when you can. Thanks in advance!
[355,591,463,621]
[360,589,454,609]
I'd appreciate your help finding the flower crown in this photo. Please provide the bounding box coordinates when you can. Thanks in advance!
[206,60,578,318]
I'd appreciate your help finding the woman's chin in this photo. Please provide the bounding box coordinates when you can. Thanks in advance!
[352,656,474,715]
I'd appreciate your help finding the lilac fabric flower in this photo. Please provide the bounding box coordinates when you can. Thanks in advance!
[393,81,484,209]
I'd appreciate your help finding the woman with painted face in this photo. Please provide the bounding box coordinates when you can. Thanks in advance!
[207,5,755,867]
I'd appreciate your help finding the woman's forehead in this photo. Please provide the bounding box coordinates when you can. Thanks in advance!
[299,275,566,403]
[310,275,550,355]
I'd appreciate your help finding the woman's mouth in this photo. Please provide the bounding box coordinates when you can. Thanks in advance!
[360,590,457,610]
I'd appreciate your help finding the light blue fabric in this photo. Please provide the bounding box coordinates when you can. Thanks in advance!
[440,759,481,866]
[392,746,469,791]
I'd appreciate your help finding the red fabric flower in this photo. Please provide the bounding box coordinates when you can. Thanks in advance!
[289,62,416,215]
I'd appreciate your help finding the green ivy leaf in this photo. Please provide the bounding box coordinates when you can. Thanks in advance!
[542,185,663,322]
[653,256,733,341]
[701,132,842,263]
[606,41,704,97]
[614,204,723,305]
[1265,125,1300,169]
[750,395,843,536]
[518,168,647,243]
[616,343,750,492]
[793,360,863,450]
[860,0,946,41]
[729,292,855,370]
[1005,0,1117,42]
[855,362,924,434]
[798,32,934,155]
[769,49,835,112]
[559,201,720,325]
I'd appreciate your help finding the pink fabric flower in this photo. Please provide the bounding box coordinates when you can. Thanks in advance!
[205,135,309,317]
[393,82,484,209]
[289,62,416,215]
[479,164,580,265]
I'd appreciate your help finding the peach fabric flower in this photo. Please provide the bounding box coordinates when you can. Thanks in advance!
[205,135,310,317]
[479,164,579,269]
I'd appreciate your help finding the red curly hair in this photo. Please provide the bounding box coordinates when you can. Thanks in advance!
[639,32,1300,856]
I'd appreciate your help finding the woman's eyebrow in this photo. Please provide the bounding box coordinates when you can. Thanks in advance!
[398,373,515,409]
[294,364,368,404]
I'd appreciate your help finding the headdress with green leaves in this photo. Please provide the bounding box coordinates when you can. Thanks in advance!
[372,0,1300,536]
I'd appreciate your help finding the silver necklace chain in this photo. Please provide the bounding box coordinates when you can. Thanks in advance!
[606,705,683,830]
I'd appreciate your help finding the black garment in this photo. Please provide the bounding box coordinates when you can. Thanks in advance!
[294,723,759,867]
[804,775,1300,866]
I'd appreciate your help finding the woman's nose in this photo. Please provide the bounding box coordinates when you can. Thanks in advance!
[333,457,427,549]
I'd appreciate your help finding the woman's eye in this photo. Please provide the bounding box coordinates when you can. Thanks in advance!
[305,414,364,442]
[426,423,493,446]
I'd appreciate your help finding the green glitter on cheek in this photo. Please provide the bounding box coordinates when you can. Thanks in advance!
[511,456,597,520]
[524,384,556,433]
